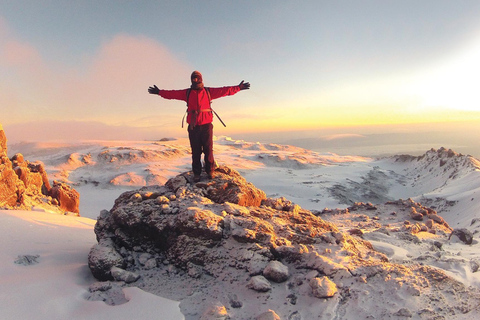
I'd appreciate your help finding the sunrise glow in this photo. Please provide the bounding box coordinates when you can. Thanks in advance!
[1,2,480,143]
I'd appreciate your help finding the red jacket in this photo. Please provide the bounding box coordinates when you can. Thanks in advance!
[158,86,241,126]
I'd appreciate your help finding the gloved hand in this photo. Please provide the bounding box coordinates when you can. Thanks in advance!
[239,80,250,90]
[148,85,160,94]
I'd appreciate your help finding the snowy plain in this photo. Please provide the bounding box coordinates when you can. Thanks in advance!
[1,136,480,319]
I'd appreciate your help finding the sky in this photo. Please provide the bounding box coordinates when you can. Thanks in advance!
[2,1,480,148]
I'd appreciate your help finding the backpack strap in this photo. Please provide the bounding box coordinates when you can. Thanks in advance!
[181,110,188,128]
[204,88,226,127]
[182,88,192,128]
[211,109,226,127]
[204,87,211,102]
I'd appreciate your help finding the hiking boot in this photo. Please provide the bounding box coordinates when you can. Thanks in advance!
[207,172,215,180]
[193,174,201,182]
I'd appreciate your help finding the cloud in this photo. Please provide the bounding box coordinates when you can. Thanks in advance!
[2,120,174,144]
[3,39,42,68]
[0,23,191,129]
[71,34,191,113]
[322,133,365,141]
[1,22,56,122]
[61,34,193,122]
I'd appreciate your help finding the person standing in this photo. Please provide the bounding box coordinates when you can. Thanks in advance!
[148,71,250,182]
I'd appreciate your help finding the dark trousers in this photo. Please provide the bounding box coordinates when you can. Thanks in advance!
[188,123,215,176]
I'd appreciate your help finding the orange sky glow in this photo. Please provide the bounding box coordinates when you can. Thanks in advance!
[1,2,480,146]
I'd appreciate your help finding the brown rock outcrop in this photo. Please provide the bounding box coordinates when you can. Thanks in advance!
[166,166,267,207]
[0,124,23,206]
[0,124,79,213]
[49,181,80,213]
[204,166,267,206]
[90,166,344,281]
[0,124,6,153]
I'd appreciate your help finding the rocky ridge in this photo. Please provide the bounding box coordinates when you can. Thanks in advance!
[88,166,480,319]
[390,147,480,192]
[0,124,80,213]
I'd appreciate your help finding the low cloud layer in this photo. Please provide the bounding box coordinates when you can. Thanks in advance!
[2,120,174,144]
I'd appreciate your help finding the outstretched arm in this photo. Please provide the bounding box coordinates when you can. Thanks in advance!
[208,81,251,99]
[147,85,188,101]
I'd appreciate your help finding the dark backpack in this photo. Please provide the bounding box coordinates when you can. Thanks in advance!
[182,88,226,128]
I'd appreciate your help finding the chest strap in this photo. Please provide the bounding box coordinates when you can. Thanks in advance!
[182,109,226,128]
[188,109,212,113]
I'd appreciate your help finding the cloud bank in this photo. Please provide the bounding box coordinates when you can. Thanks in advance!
[1,19,191,138]
[2,120,172,144]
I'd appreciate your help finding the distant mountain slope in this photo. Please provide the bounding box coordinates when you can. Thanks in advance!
[384,148,480,231]
[8,138,480,234]
[388,147,480,194]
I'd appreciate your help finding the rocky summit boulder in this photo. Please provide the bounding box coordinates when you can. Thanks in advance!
[166,166,267,206]
[88,166,480,319]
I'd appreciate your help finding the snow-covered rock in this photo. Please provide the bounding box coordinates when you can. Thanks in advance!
[309,276,337,298]
[247,275,272,292]
[88,166,480,319]
[263,261,289,283]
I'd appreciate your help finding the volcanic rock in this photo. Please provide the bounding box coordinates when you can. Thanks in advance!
[449,228,474,245]
[256,310,281,320]
[0,125,6,153]
[263,260,289,283]
[88,167,480,319]
[0,124,79,213]
[200,302,229,320]
[49,181,80,213]
[0,124,23,207]
[309,276,337,298]
[110,266,140,283]
[246,275,272,292]
[88,239,126,280]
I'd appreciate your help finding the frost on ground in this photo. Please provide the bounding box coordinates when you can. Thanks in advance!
[4,135,480,319]
[88,166,480,320]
